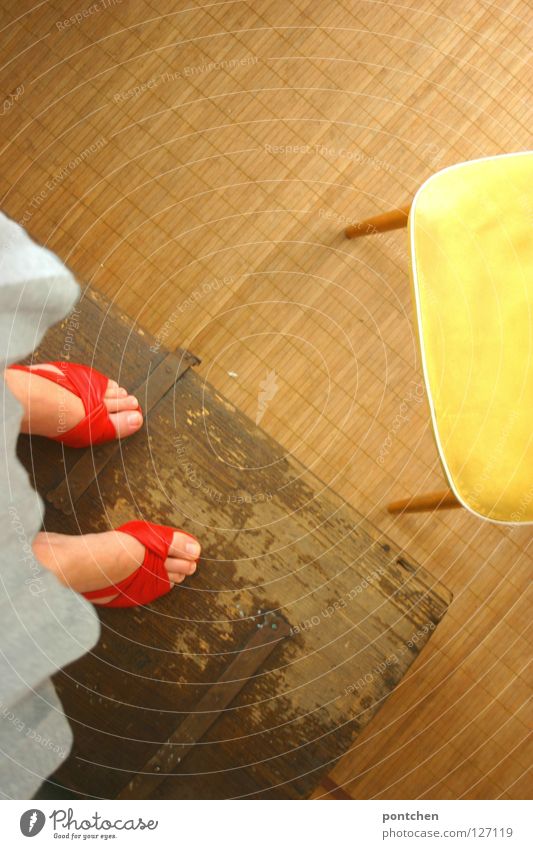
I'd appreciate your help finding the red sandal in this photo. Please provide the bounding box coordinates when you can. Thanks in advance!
[83,521,199,608]
[9,361,141,448]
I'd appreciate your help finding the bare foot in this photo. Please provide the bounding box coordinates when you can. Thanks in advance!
[33,528,201,605]
[4,364,143,440]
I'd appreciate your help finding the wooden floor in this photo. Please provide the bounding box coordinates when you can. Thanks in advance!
[0,0,531,799]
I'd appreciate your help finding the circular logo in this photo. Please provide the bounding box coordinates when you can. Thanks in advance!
[20,809,46,837]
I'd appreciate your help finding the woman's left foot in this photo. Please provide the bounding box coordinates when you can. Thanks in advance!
[4,364,143,440]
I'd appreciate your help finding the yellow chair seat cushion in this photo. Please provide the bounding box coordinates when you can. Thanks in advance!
[410,152,533,523]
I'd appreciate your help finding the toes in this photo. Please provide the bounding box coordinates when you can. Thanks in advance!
[168,532,201,561]
[104,394,140,413]
[109,409,143,439]
[169,574,186,586]
[165,556,197,577]
[105,379,128,398]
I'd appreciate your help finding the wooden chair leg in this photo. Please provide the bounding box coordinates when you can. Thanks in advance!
[345,204,411,239]
[387,489,461,514]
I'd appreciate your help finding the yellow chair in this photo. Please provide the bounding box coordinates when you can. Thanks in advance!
[345,152,533,523]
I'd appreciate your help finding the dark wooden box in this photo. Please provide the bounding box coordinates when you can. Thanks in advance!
[18,289,451,799]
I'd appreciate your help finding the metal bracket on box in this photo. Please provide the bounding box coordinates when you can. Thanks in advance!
[117,612,291,799]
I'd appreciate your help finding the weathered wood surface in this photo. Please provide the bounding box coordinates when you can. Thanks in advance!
[17,289,452,799]
[117,611,292,799]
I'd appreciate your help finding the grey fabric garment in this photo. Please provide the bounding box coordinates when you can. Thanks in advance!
[0,212,100,799]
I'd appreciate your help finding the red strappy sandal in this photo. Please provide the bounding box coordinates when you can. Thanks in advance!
[9,361,141,448]
[83,521,199,608]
